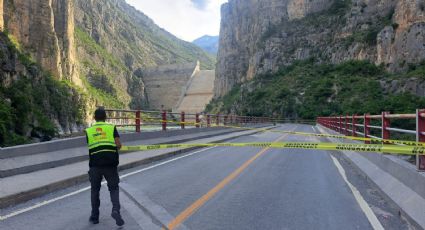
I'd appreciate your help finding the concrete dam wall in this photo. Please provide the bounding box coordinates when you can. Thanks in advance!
[174,70,215,114]
[142,61,215,113]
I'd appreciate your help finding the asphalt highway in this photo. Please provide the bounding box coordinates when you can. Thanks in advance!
[0,124,413,230]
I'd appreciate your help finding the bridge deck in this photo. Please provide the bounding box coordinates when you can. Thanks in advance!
[0,124,412,229]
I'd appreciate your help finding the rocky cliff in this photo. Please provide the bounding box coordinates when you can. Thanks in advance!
[0,0,215,109]
[2,0,77,82]
[0,0,216,145]
[0,32,85,146]
[74,0,215,108]
[215,0,425,97]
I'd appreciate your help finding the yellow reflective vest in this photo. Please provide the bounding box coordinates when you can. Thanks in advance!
[85,122,118,167]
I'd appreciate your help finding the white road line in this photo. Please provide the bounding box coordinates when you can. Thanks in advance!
[0,147,216,221]
[330,155,384,230]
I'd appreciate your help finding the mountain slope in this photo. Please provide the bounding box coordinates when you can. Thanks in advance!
[207,60,425,119]
[76,0,215,70]
[211,0,425,119]
[215,0,425,97]
[74,0,216,108]
[0,32,85,146]
[0,0,216,146]
[193,35,219,54]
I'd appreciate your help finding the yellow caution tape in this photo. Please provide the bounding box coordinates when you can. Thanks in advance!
[142,118,201,125]
[136,118,425,146]
[121,142,425,156]
[217,124,425,147]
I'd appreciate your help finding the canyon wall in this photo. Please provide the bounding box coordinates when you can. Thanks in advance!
[215,0,425,97]
[0,0,216,145]
[2,0,77,82]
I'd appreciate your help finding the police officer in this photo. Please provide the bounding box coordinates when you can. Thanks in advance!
[86,108,124,226]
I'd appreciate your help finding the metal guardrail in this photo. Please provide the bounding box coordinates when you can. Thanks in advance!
[104,109,274,133]
[317,109,425,171]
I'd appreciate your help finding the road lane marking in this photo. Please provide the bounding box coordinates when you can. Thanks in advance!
[330,155,384,230]
[120,191,160,229]
[166,129,295,230]
[120,182,190,230]
[311,126,382,229]
[0,147,216,221]
[313,124,383,230]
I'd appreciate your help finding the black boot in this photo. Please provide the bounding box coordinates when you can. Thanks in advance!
[111,210,124,226]
[89,215,99,224]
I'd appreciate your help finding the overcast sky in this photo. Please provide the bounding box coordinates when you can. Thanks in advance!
[125,0,228,42]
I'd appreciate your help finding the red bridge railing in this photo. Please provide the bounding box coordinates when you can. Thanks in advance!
[104,109,273,132]
[317,109,425,171]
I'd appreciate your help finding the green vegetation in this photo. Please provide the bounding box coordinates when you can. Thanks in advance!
[75,28,130,108]
[0,33,85,147]
[75,27,128,71]
[108,8,216,70]
[343,26,383,47]
[407,61,425,78]
[207,60,425,120]
[260,0,351,44]
[0,73,85,146]
[81,76,124,109]
[343,8,396,47]
[299,0,351,26]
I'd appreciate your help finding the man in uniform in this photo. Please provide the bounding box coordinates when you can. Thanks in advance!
[85,108,124,226]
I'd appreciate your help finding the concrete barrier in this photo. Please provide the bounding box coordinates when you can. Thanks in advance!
[0,126,272,209]
[317,125,425,229]
[352,148,425,200]
[0,127,230,159]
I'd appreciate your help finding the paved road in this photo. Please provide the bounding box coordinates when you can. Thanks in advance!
[1,124,412,229]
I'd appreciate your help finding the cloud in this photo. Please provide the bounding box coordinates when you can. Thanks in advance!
[191,0,209,10]
[125,0,227,42]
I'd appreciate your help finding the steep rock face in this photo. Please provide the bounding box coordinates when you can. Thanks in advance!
[2,0,77,82]
[1,0,215,110]
[216,0,425,97]
[74,0,215,70]
[0,0,217,145]
[0,0,3,31]
[377,0,425,70]
[287,0,333,20]
[215,0,289,97]
[0,33,85,145]
[74,0,215,109]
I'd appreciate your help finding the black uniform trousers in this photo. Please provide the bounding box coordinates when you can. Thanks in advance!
[88,167,121,217]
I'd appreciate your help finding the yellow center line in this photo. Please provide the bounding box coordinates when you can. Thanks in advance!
[165,126,296,230]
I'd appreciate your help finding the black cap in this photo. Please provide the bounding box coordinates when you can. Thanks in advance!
[94,108,107,121]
